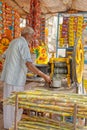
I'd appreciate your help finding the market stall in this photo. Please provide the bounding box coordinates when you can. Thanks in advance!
[0,0,87,130]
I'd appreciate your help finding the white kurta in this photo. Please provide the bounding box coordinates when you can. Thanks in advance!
[1,36,32,129]
[1,36,32,86]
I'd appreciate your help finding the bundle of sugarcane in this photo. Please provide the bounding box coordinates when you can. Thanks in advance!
[10,115,74,130]
[4,89,87,118]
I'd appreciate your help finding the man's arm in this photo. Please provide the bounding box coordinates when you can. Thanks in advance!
[26,61,51,83]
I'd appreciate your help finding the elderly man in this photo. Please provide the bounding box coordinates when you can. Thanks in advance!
[1,27,51,129]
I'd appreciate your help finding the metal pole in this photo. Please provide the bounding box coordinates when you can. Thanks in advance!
[56,13,60,57]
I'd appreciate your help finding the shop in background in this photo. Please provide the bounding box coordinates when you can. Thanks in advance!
[0,1,20,70]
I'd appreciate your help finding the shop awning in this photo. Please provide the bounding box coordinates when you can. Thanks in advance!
[3,0,87,18]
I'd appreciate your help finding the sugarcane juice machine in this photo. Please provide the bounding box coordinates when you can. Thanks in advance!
[49,54,71,87]
[49,38,84,88]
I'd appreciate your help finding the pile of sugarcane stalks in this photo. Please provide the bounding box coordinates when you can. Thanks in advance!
[4,89,87,130]
[10,115,74,130]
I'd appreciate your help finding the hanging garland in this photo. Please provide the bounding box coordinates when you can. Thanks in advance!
[28,0,41,50]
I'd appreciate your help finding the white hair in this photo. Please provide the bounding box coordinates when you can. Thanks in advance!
[21,27,34,35]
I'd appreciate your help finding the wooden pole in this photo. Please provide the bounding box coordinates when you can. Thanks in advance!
[73,104,77,130]
[85,118,87,126]
[14,94,18,130]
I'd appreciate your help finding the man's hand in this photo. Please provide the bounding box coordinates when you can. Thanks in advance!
[26,62,52,84]
[44,74,52,84]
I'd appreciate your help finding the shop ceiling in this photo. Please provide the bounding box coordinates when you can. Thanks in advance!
[3,0,87,18]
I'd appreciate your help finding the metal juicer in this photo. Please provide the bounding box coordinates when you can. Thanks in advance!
[49,38,84,89]
[49,55,71,87]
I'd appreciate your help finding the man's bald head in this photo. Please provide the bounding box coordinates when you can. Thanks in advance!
[21,27,34,36]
